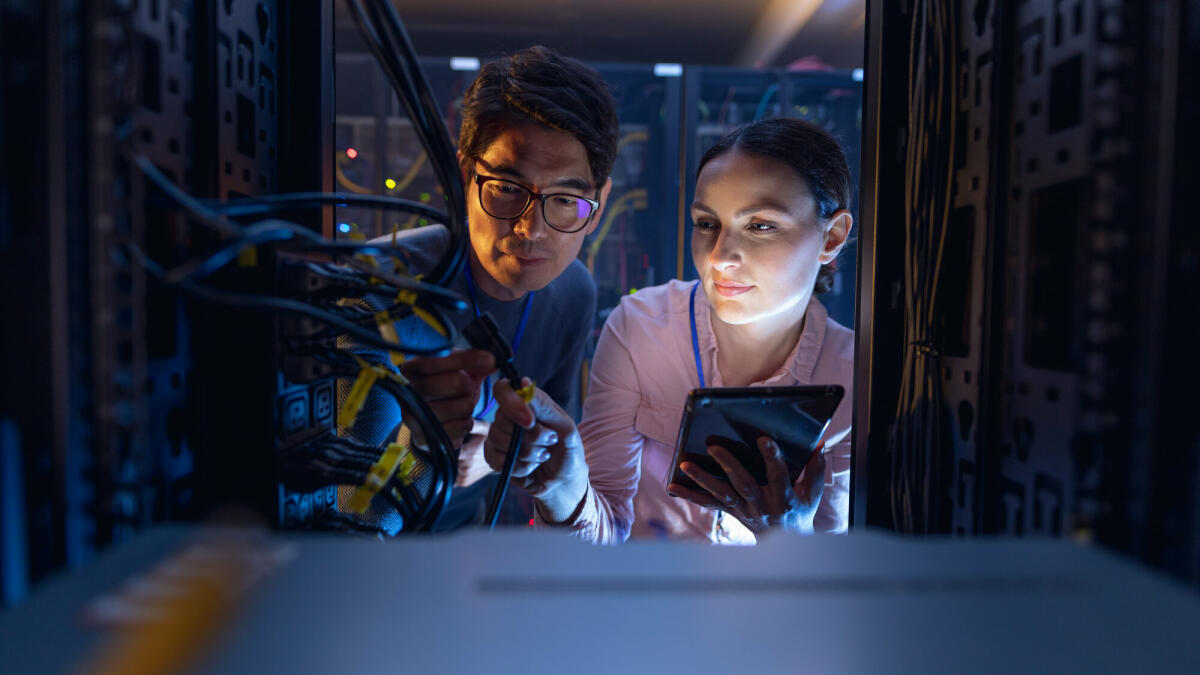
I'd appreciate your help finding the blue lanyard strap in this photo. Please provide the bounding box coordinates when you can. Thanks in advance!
[689,281,706,388]
[464,262,534,419]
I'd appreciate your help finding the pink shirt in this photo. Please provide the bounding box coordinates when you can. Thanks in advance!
[560,279,854,544]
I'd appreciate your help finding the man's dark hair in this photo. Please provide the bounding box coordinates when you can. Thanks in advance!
[696,117,852,294]
[458,45,620,188]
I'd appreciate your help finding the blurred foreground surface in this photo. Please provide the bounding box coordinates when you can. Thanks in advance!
[2,526,1198,674]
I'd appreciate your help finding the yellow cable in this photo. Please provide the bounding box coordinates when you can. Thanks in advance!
[618,130,648,152]
[390,152,427,193]
[334,155,374,195]
[586,189,648,273]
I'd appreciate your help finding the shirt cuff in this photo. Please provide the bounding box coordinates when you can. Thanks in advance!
[534,483,593,530]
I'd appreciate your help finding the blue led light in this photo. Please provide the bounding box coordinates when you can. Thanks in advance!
[338,223,351,233]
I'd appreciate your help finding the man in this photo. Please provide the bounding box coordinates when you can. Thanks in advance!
[341,45,619,531]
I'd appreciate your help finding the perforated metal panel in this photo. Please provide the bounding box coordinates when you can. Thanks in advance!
[213,0,278,198]
[861,0,1197,582]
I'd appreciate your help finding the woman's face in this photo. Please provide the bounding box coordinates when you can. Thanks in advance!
[690,149,846,327]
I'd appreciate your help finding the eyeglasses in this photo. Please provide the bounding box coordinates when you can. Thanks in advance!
[471,170,600,233]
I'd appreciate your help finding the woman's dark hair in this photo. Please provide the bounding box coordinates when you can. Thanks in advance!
[696,117,852,294]
[458,46,620,188]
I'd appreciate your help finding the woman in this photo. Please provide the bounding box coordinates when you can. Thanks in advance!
[485,117,854,544]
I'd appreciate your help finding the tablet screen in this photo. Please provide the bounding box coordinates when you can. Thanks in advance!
[667,385,844,494]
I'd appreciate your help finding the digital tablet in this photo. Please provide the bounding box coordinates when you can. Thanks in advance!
[666,385,844,495]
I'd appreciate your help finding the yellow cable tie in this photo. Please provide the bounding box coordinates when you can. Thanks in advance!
[516,382,536,403]
[237,245,258,267]
[390,289,446,336]
[374,312,408,368]
[413,307,447,337]
[397,448,418,487]
[337,362,381,429]
[347,443,407,514]
[353,253,383,285]
[351,353,408,386]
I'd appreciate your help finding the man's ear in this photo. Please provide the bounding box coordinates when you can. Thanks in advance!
[819,210,853,264]
[457,151,470,185]
[583,177,614,237]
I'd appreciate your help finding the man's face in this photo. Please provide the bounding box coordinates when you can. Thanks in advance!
[461,122,610,300]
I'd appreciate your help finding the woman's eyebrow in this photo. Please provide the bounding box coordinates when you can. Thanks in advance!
[735,202,791,218]
[690,201,791,217]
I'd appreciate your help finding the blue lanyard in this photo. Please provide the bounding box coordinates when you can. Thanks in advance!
[691,280,805,391]
[464,262,534,419]
[689,281,706,388]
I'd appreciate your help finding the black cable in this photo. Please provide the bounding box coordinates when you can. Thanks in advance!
[461,314,527,529]
[312,511,387,536]
[281,260,467,315]
[348,0,467,288]
[205,192,448,224]
[126,241,456,356]
[183,285,454,356]
[161,221,309,285]
[132,153,243,237]
[485,428,524,529]
[317,352,455,532]
[375,377,456,530]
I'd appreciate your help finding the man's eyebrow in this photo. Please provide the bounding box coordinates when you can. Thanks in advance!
[478,161,526,181]
[552,177,592,192]
[477,160,593,192]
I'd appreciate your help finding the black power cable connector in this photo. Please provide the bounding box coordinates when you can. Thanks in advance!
[463,312,527,529]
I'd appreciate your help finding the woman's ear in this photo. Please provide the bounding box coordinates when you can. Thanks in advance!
[819,210,853,264]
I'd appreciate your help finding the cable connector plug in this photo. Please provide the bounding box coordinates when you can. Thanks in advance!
[462,312,519,385]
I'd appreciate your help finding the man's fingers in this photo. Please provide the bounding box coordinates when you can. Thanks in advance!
[425,394,479,423]
[508,458,547,479]
[523,424,559,449]
[494,379,576,435]
[484,421,554,472]
[492,379,536,428]
[407,370,477,402]
[434,417,474,446]
[401,350,495,379]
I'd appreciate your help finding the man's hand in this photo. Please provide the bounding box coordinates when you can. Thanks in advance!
[399,349,495,449]
[668,437,826,535]
[455,419,493,487]
[484,379,590,523]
